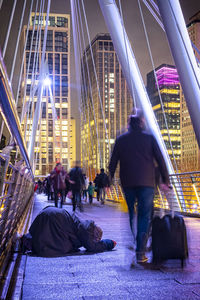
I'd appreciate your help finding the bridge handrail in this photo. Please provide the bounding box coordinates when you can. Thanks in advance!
[107,172,200,216]
[0,50,33,178]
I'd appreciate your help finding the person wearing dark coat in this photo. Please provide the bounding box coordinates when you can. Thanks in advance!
[96,168,110,205]
[46,175,54,201]
[109,109,170,263]
[94,173,100,201]
[69,164,85,212]
[22,206,116,257]
[50,163,68,208]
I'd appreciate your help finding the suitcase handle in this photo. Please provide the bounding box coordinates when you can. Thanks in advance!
[158,186,175,218]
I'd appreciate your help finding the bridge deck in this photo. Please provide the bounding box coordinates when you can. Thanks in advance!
[20,194,200,299]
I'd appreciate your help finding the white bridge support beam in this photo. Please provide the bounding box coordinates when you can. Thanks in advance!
[98,0,174,175]
[157,0,200,148]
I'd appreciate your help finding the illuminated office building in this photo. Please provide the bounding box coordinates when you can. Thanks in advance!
[20,13,71,176]
[147,64,181,169]
[69,117,76,164]
[180,11,200,172]
[81,34,133,175]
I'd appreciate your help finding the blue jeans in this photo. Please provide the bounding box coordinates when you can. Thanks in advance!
[123,187,154,253]
[72,191,82,211]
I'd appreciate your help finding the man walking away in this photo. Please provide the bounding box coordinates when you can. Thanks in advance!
[109,109,170,263]
[69,162,85,212]
[97,168,110,205]
[50,163,68,208]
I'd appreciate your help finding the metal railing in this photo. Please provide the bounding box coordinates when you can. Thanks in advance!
[0,49,34,296]
[107,172,200,217]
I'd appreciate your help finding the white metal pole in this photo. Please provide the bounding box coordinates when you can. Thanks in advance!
[98,0,174,175]
[157,0,200,148]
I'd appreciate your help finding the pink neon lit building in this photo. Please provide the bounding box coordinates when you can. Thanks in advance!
[146,64,181,169]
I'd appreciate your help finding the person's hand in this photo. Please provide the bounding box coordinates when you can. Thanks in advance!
[69,180,75,184]
[112,240,117,248]
[160,183,172,192]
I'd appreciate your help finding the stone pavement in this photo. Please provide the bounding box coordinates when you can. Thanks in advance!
[21,194,200,299]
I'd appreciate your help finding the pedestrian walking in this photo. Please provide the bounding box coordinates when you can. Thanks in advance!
[46,175,54,201]
[94,173,100,201]
[69,162,85,212]
[50,162,68,208]
[82,174,89,202]
[96,168,110,205]
[87,181,95,204]
[109,109,170,263]
[37,179,43,194]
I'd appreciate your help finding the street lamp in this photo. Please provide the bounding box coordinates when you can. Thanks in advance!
[43,77,51,86]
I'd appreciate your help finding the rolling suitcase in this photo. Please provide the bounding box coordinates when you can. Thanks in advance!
[152,186,188,267]
[152,214,188,266]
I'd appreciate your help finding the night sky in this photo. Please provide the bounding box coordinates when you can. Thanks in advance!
[0,0,200,160]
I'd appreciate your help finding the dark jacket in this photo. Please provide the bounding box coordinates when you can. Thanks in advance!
[69,167,85,191]
[50,167,68,191]
[96,172,110,188]
[109,128,169,188]
[28,206,114,257]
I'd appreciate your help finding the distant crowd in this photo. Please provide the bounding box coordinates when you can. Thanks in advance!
[35,163,110,212]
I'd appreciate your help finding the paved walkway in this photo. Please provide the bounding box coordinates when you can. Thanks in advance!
[21,194,200,299]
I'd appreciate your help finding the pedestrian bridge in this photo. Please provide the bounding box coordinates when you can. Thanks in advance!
[4,194,200,299]
[1,0,200,298]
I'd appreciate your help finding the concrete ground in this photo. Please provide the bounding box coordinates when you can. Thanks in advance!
[20,194,200,299]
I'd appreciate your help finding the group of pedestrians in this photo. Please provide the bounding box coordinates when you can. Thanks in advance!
[35,162,110,212]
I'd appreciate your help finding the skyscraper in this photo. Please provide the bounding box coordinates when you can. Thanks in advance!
[81,34,133,176]
[147,64,181,169]
[20,13,72,176]
[180,11,200,172]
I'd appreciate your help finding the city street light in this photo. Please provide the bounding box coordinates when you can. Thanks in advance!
[43,77,51,86]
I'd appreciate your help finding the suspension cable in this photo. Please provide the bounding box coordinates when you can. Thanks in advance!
[73,0,92,176]
[137,0,178,172]
[24,0,45,143]
[25,0,45,142]
[76,0,103,168]
[142,0,164,30]
[2,0,17,58]
[15,0,35,107]
[81,0,111,158]
[118,0,136,108]
[10,0,28,83]
[76,0,95,177]
[20,0,40,122]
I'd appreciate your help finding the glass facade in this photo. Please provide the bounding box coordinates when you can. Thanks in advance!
[180,12,200,172]
[147,64,181,169]
[21,13,72,176]
[81,34,133,176]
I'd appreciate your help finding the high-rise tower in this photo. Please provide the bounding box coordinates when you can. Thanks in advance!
[20,13,72,176]
[81,34,133,176]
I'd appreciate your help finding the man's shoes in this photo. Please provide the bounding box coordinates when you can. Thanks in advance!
[136,253,148,263]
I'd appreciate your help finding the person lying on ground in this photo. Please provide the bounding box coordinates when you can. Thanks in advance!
[21,206,116,257]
